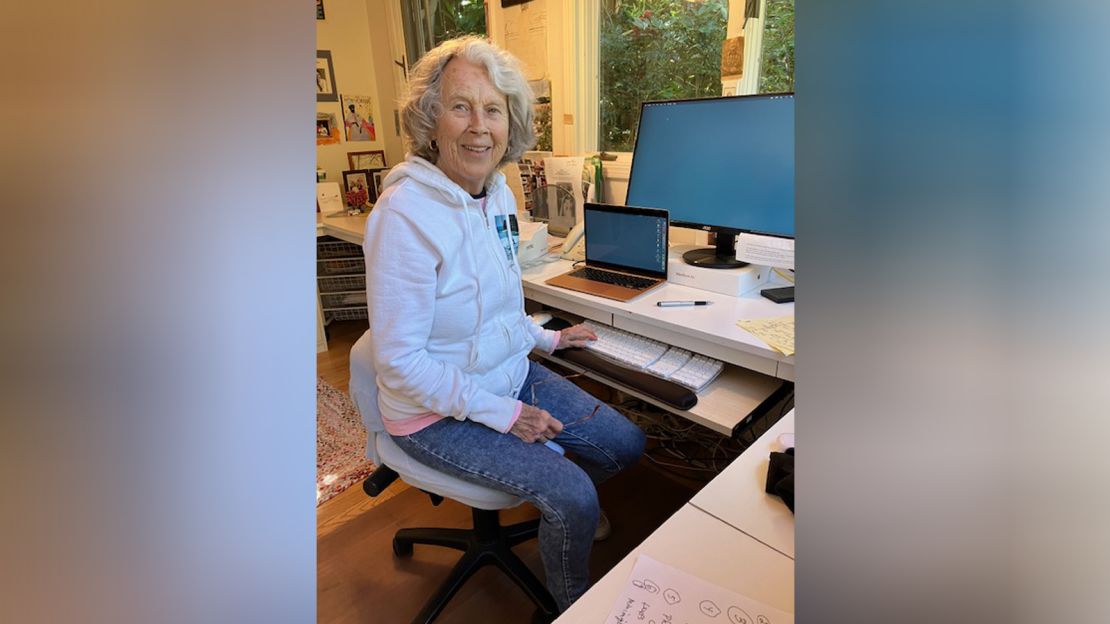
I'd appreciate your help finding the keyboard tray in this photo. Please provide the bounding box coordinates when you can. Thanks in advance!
[556,347,698,411]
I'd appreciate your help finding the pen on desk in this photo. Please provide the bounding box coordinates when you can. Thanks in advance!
[656,300,712,307]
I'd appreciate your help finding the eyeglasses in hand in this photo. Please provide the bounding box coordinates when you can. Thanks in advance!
[529,373,601,429]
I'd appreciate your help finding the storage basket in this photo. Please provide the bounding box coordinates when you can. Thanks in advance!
[317,237,363,259]
[317,258,365,276]
[320,291,368,308]
[318,274,366,293]
[324,306,369,322]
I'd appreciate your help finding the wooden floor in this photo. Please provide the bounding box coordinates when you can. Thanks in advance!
[317,320,703,623]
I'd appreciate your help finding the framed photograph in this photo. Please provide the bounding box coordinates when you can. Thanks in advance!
[371,167,390,199]
[347,150,386,170]
[316,0,325,20]
[340,94,377,142]
[342,169,376,203]
[316,50,338,102]
[316,112,340,145]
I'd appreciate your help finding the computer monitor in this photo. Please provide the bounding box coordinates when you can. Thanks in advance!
[626,93,794,268]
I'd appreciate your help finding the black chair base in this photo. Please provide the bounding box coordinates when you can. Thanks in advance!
[393,506,559,624]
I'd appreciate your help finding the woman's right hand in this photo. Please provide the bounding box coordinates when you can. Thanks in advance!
[509,403,564,444]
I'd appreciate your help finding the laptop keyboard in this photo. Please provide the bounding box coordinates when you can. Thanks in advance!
[570,267,657,290]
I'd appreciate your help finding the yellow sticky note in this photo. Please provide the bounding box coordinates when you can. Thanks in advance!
[738,316,795,356]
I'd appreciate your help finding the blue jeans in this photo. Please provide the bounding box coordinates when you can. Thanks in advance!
[390,360,646,611]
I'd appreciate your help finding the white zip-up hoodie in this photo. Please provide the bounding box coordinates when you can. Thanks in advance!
[362,156,560,435]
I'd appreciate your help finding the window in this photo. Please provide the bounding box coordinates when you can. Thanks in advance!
[599,0,729,152]
[400,0,487,67]
[758,0,794,93]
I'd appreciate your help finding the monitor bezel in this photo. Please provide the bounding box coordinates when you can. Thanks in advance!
[583,202,670,279]
[626,92,795,241]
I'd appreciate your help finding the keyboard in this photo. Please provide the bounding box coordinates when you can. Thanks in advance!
[569,267,657,290]
[581,321,725,392]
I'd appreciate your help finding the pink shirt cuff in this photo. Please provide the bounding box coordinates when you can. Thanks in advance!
[506,401,523,432]
[549,330,562,353]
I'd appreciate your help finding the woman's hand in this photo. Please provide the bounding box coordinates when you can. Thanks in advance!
[556,323,597,349]
[510,403,564,443]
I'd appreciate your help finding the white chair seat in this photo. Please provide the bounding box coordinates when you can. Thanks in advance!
[350,330,526,511]
[373,430,524,511]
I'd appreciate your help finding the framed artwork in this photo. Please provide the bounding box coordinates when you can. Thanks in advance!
[340,94,376,142]
[316,112,340,145]
[342,169,376,203]
[371,167,390,199]
[316,50,338,102]
[347,150,386,170]
[316,0,325,20]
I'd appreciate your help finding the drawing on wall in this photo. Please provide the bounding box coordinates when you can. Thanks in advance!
[316,50,338,102]
[316,112,340,146]
[347,150,386,170]
[340,94,376,142]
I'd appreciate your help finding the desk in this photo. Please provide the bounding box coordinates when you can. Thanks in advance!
[521,258,792,436]
[690,409,796,558]
[317,212,367,245]
[555,409,796,623]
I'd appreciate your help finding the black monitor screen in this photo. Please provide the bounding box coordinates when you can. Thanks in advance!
[626,94,794,238]
[584,204,668,277]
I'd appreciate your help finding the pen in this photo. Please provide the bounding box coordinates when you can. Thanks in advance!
[656,300,712,307]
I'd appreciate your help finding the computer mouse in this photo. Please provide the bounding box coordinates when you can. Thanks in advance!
[531,312,553,326]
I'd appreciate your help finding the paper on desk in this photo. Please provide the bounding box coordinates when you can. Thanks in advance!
[738,316,794,356]
[604,554,793,624]
[736,234,794,270]
[317,182,344,216]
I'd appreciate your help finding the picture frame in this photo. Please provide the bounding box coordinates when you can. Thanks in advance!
[316,50,338,102]
[371,167,390,199]
[340,94,377,142]
[316,0,325,20]
[342,169,376,204]
[316,112,340,146]
[347,150,386,170]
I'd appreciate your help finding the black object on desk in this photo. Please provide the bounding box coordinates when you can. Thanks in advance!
[760,286,795,303]
[765,448,795,513]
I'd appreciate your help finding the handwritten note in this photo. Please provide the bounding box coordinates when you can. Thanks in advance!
[737,316,795,356]
[605,554,793,624]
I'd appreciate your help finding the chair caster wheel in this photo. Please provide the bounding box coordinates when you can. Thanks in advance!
[393,538,413,557]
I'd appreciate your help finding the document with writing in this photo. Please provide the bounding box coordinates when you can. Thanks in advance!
[735,233,794,270]
[737,316,795,356]
[605,554,793,624]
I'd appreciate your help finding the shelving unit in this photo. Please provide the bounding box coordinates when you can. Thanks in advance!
[317,236,367,324]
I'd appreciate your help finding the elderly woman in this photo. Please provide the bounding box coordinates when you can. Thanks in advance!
[360,36,645,614]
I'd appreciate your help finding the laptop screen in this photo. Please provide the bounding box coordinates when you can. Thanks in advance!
[584,203,669,278]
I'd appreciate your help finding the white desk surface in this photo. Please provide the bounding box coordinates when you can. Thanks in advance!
[554,505,794,623]
[521,257,794,380]
[317,212,367,245]
[690,409,796,558]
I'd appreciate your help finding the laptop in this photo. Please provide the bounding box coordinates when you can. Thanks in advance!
[546,203,669,302]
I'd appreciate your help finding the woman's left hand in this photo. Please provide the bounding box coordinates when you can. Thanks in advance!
[557,323,597,349]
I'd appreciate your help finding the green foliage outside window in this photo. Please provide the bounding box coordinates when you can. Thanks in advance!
[432,0,487,45]
[599,0,729,152]
[759,0,794,93]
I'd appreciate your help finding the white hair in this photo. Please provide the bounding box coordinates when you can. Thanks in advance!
[401,36,536,166]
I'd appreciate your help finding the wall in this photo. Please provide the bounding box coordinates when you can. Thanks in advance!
[316,0,402,187]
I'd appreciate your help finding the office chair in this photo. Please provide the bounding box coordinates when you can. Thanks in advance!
[349,332,559,624]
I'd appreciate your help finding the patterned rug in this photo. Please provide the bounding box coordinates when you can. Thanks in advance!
[317,378,375,506]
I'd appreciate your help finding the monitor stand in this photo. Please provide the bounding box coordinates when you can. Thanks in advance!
[681,235,748,269]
